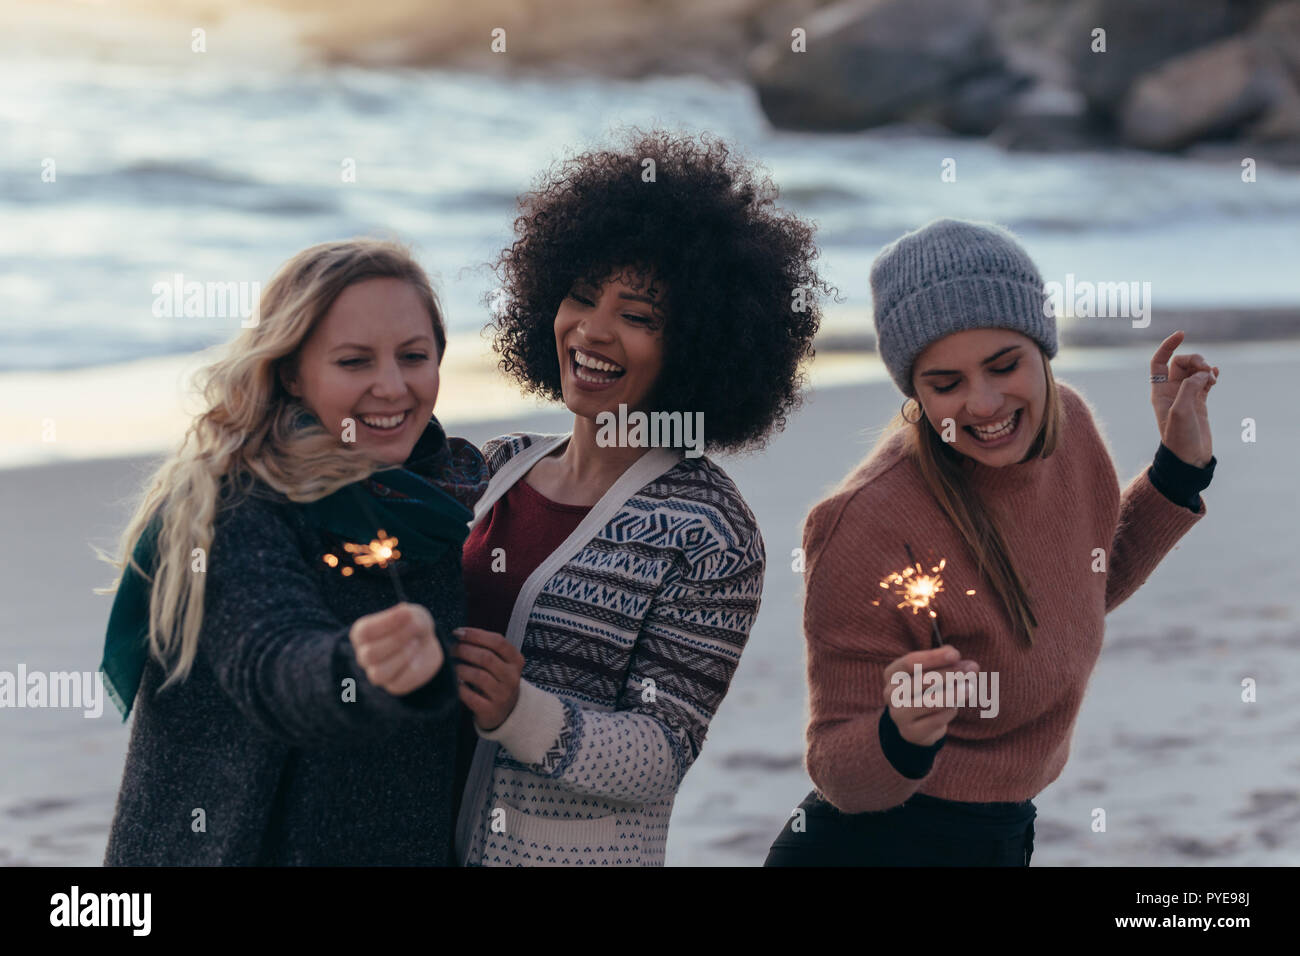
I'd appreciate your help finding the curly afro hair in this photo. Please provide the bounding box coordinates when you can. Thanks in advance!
[486,127,835,455]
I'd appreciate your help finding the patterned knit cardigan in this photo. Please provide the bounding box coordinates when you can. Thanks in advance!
[453,432,765,866]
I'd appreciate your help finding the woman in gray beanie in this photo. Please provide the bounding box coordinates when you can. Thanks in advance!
[765,218,1219,866]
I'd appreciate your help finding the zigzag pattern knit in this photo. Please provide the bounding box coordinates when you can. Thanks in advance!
[460,434,765,865]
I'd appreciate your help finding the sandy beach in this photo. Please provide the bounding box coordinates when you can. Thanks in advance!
[8,0,1300,876]
[0,312,897,470]
[1,336,1298,866]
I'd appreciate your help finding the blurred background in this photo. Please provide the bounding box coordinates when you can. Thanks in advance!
[2,0,1299,866]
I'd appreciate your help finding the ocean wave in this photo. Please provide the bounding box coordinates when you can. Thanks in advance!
[118,159,258,188]
[0,161,340,217]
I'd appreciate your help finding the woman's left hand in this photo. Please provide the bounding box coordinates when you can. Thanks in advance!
[452,627,523,732]
[1149,330,1218,468]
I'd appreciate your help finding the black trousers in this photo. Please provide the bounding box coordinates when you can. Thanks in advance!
[764,789,1036,867]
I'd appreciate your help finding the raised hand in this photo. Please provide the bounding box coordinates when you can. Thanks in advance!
[1149,330,1217,468]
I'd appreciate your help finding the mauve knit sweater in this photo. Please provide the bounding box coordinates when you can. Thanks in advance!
[802,381,1209,813]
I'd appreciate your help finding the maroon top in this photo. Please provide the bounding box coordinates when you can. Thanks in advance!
[462,477,593,635]
[453,477,593,822]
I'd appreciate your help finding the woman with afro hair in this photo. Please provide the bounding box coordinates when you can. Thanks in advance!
[449,128,832,865]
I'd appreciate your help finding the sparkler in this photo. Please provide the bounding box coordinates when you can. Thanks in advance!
[323,530,402,574]
[345,532,401,568]
[870,542,977,649]
[320,488,409,602]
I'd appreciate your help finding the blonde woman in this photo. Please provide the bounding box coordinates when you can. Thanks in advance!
[765,219,1218,866]
[100,239,487,865]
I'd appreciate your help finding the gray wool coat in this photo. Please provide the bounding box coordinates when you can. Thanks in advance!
[104,429,486,866]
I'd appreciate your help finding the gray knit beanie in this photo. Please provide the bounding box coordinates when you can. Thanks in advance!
[870,218,1057,397]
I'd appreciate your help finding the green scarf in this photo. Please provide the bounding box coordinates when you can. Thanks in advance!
[99,418,475,721]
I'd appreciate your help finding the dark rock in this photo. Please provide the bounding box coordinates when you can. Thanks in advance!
[1247,1,1300,141]
[940,68,1035,135]
[1246,79,1300,141]
[1068,0,1264,118]
[1255,0,1300,83]
[989,81,1112,151]
[749,0,1003,132]
[1120,36,1294,150]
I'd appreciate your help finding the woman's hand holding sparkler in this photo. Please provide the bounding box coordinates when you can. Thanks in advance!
[349,602,446,696]
[884,645,980,747]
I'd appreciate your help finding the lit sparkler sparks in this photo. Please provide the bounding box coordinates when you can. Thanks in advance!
[873,555,946,618]
[346,531,400,568]
[870,542,977,648]
[323,531,401,579]
[320,486,411,603]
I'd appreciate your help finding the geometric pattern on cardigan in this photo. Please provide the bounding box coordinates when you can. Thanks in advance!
[467,433,765,865]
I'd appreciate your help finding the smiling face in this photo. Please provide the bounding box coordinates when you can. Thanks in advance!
[554,267,666,420]
[911,329,1047,467]
[280,277,441,466]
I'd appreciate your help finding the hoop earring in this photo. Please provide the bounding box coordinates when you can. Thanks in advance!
[901,398,924,424]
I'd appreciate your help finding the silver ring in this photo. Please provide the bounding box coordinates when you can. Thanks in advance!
[1150,374,1168,383]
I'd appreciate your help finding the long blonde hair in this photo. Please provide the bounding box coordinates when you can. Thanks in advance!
[95,238,447,689]
[882,349,1063,646]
